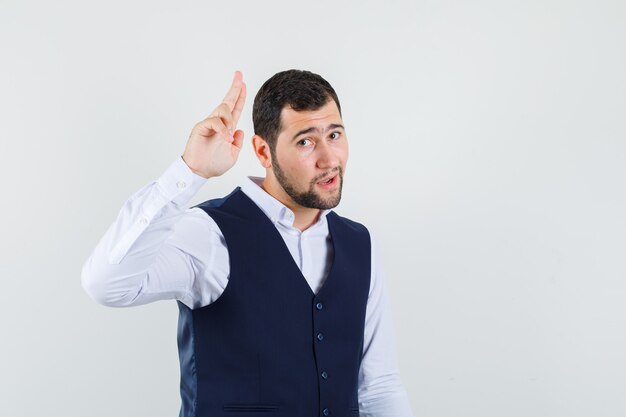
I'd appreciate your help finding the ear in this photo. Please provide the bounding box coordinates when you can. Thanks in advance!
[252,134,272,168]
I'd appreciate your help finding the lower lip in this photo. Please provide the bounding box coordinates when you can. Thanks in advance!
[317,175,338,190]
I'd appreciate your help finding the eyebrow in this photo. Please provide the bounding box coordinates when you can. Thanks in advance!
[291,123,344,142]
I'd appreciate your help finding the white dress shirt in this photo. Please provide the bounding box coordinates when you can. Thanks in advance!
[81,156,414,417]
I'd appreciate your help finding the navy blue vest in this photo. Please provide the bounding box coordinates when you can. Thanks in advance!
[176,188,371,417]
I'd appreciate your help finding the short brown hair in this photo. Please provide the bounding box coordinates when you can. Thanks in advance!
[252,69,342,155]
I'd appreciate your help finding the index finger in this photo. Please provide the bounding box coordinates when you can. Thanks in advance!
[222,70,244,112]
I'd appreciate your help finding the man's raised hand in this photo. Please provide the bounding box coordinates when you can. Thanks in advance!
[182,71,247,179]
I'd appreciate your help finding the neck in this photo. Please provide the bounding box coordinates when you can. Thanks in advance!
[260,178,321,232]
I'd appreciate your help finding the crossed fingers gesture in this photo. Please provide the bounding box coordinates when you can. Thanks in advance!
[182,71,247,179]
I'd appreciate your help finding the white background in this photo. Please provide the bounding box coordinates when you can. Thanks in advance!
[1,0,625,416]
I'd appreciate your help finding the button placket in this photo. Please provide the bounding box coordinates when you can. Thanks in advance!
[313,298,330,415]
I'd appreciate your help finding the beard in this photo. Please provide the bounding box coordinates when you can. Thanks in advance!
[272,160,344,210]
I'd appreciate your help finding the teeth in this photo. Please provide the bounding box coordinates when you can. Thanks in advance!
[318,176,335,185]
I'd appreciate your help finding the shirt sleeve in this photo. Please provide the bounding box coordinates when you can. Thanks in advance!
[80,156,226,308]
[358,232,415,417]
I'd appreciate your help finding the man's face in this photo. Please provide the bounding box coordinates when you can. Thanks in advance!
[271,99,348,210]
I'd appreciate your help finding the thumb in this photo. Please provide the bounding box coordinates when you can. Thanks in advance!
[232,129,245,149]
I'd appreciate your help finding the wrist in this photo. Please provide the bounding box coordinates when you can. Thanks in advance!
[181,154,212,179]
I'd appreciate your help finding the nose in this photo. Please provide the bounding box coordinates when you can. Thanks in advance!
[315,140,340,170]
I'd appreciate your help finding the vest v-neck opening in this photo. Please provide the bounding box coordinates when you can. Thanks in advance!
[239,191,338,299]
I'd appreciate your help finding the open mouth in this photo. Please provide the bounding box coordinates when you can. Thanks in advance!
[317,174,338,187]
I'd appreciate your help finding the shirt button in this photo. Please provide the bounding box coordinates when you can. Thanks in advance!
[316,302,324,310]
[316,333,324,341]
[322,408,330,416]
[176,180,187,189]
[321,371,328,379]
[139,217,148,225]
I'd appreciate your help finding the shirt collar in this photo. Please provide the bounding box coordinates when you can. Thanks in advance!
[240,176,331,227]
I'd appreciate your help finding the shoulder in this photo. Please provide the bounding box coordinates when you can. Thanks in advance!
[193,187,242,212]
[328,212,384,258]
[328,211,371,240]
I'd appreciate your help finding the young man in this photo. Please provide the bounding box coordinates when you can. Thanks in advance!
[82,70,414,417]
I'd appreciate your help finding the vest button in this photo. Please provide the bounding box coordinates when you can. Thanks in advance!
[321,371,328,379]
[316,302,324,310]
[322,408,330,416]
[316,333,324,341]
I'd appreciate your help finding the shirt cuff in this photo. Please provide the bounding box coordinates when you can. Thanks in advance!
[156,156,207,206]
